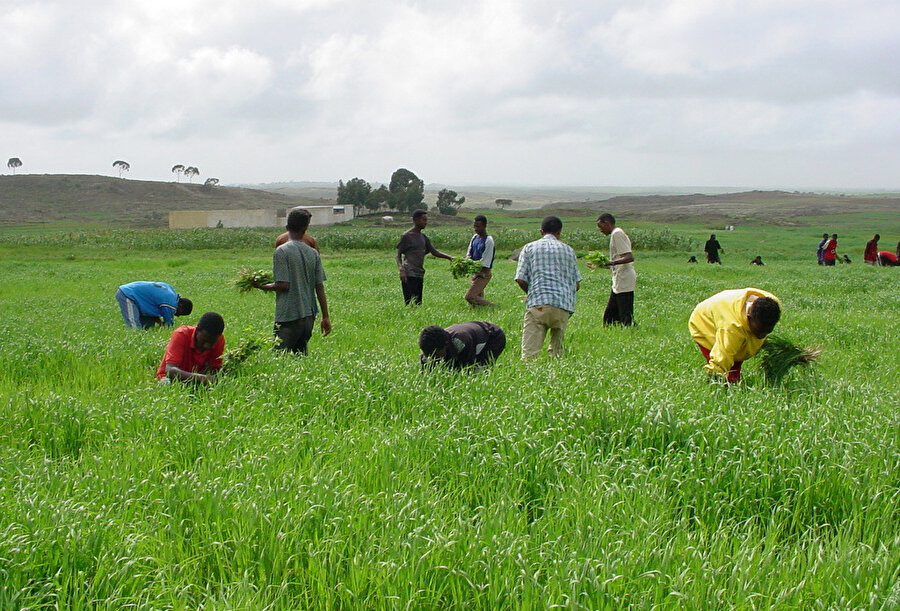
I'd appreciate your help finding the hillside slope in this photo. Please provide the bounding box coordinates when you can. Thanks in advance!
[0,175,331,227]
[547,190,900,225]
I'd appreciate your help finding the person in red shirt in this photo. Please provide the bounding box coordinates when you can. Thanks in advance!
[156,312,226,384]
[878,250,899,266]
[822,234,838,266]
[864,234,880,264]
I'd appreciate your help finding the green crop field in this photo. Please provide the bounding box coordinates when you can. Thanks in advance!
[1,220,899,609]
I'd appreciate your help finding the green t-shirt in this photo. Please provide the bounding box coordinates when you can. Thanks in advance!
[273,240,326,322]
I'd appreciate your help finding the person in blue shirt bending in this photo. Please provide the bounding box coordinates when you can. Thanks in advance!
[116,281,192,329]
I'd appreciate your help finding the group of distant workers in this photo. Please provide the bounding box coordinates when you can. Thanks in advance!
[117,208,785,386]
[816,233,899,267]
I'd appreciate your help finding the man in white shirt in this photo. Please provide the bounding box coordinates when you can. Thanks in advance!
[596,213,636,326]
[464,215,496,306]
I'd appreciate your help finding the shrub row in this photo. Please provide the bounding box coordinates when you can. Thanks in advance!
[0,226,696,253]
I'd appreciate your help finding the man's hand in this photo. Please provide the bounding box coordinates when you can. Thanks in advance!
[320,317,332,337]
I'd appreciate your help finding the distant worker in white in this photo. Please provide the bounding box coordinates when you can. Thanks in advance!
[596,213,636,326]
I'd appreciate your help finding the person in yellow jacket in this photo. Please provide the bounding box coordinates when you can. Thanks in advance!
[689,288,781,383]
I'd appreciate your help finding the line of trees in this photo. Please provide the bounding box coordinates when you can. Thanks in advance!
[172,165,201,183]
[337,168,467,216]
[5,158,221,188]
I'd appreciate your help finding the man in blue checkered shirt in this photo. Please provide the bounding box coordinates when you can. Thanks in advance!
[514,216,582,359]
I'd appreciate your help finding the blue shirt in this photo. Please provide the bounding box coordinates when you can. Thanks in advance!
[514,234,581,313]
[466,234,495,268]
[118,281,180,325]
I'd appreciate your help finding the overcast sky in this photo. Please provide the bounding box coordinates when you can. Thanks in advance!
[2,0,898,189]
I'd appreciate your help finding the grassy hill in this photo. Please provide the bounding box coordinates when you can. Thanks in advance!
[544,190,900,226]
[0,175,331,228]
[2,175,898,232]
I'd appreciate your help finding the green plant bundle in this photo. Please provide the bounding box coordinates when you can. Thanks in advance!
[449,257,483,279]
[759,335,823,384]
[234,268,274,292]
[220,333,273,374]
[584,251,610,267]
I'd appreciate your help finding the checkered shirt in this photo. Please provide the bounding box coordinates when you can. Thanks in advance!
[515,234,582,313]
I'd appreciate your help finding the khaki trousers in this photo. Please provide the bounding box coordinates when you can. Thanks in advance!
[464,270,493,305]
[521,305,570,360]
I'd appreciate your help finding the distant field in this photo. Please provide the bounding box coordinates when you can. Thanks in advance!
[1,223,898,608]
[3,175,899,233]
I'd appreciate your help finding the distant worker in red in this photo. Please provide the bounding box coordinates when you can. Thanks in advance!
[878,250,899,267]
[864,234,880,265]
[822,234,838,266]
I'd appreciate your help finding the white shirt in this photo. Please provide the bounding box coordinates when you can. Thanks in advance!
[609,227,636,294]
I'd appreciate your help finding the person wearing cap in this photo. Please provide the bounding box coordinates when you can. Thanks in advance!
[689,288,782,384]
[419,321,506,370]
[156,312,225,384]
[116,281,192,329]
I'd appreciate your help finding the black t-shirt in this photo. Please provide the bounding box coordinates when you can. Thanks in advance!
[433,321,505,369]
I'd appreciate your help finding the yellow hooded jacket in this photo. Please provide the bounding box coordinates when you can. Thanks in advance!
[688,288,781,377]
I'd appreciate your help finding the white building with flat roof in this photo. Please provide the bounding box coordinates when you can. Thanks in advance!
[169,205,353,229]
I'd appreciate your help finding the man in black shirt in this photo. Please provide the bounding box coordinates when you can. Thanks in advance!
[396,209,453,305]
[419,321,506,369]
[704,234,723,264]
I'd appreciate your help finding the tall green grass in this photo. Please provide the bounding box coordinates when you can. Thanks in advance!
[0,228,898,608]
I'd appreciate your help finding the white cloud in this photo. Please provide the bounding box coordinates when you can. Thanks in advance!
[1,0,898,187]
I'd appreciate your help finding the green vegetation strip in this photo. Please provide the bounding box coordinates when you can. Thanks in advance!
[0,228,898,608]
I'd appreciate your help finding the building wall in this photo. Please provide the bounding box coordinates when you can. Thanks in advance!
[168,209,278,229]
[278,205,354,227]
[169,206,353,229]
[168,210,211,229]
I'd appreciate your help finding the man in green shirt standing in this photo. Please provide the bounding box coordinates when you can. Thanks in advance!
[255,209,331,353]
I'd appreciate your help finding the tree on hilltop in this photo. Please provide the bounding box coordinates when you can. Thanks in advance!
[113,160,130,178]
[495,198,512,210]
[337,177,373,217]
[184,166,199,183]
[7,157,22,174]
[201,177,219,192]
[172,164,185,182]
[389,168,425,213]
[435,188,466,216]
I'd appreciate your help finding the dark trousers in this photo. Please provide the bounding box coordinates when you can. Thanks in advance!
[603,291,634,326]
[275,316,316,354]
[402,276,424,305]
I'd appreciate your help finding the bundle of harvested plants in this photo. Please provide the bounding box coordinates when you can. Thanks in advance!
[759,335,822,384]
[449,257,483,279]
[234,268,274,292]
[584,251,610,267]
[220,333,273,375]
